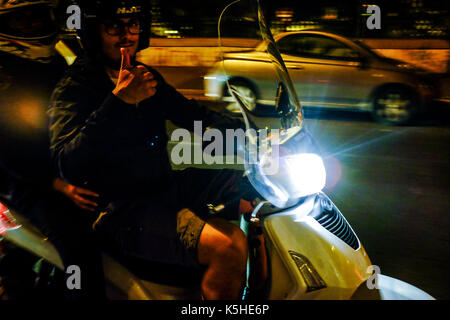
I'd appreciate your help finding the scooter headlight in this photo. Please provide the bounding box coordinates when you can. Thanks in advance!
[257,152,326,207]
[283,153,326,197]
[248,128,327,208]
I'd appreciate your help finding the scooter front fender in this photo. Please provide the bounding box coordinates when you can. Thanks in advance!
[351,274,435,300]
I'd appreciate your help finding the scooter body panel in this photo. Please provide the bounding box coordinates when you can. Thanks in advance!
[263,193,372,299]
[3,215,64,270]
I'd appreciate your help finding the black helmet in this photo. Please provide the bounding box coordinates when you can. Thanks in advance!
[76,0,151,59]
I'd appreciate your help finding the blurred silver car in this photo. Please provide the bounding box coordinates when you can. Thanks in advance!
[204,31,437,125]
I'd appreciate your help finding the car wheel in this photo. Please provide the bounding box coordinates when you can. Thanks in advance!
[226,80,258,114]
[372,86,418,125]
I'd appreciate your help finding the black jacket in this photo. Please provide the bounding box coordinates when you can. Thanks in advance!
[0,51,66,210]
[48,56,244,203]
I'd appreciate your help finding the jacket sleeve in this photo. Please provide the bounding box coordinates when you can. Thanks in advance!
[152,71,245,133]
[48,77,136,186]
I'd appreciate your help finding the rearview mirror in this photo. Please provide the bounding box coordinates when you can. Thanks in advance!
[275,82,291,116]
[275,82,301,130]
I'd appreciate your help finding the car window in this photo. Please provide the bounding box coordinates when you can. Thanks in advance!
[277,34,359,60]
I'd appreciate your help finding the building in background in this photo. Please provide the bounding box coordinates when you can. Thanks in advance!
[151,0,448,40]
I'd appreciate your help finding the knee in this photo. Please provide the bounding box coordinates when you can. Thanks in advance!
[210,223,248,266]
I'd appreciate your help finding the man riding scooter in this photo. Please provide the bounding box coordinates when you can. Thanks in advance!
[48,0,261,300]
[0,0,106,299]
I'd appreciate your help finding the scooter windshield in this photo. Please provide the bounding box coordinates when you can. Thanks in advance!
[218,0,326,208]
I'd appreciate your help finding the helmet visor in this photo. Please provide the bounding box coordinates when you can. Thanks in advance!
[0,5,57,39]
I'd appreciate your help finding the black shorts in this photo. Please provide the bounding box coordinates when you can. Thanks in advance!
[95,168,246,270]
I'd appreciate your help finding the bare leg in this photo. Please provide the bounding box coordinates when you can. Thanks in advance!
[197,217,248,300]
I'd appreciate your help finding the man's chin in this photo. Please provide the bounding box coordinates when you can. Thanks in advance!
[102,48,137,70]
[102,55,123,70]
[117,45,137,55]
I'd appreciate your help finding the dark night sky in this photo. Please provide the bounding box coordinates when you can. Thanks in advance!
[58,0,449,39]
[153,0,448,38]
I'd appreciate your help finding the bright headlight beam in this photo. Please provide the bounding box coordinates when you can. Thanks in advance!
[284,153,326,198]
[257,153,326,207]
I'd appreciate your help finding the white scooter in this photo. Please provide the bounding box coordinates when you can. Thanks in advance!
[0,0,434,300]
